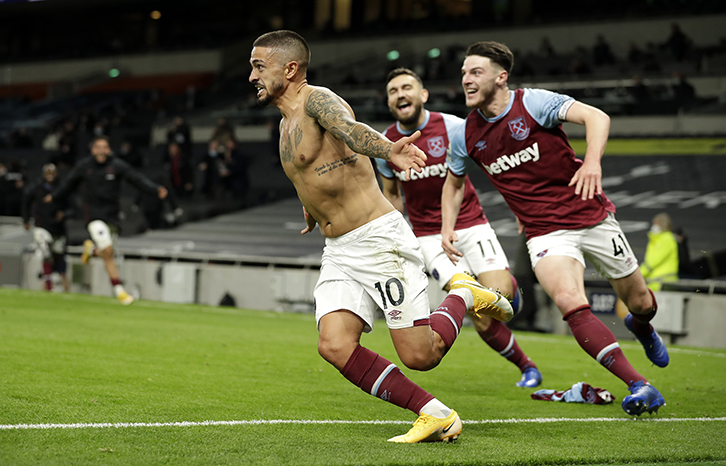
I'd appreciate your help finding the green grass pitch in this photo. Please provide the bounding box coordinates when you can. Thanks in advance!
[1,288,725,465]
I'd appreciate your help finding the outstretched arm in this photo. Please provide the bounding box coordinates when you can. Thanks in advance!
[564,101,610,201]
[305,88,426,180]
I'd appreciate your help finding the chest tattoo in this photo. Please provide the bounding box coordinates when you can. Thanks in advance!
[313,155,358,176]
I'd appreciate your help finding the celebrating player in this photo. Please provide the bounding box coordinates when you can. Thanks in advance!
[45,135,168,305]
[377,68,542,388]
[250,30,513,443]
[443,41,668,416]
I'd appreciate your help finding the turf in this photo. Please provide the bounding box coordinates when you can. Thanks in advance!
[1,288,725,465]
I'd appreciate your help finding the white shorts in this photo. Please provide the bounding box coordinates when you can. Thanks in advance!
[87,220,116,251]
[527,213,639,279]
[418,223,510,289]
[33,227,66,258]
[314,210,431,333]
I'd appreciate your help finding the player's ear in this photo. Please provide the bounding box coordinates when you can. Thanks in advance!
[496,70,508,86]
[421,88,430,104]
[285,61,299,79]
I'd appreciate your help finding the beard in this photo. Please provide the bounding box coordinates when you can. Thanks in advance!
[396,102,424,127]
[256,79,284,107]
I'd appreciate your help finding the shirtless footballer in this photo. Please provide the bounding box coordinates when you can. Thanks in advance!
[250,30,514,443]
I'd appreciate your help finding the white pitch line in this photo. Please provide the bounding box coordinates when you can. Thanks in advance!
[2,417,725,430]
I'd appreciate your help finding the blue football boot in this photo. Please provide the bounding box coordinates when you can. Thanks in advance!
[624,313,669,367]
[515,367,542,388]
[622,380,665,416]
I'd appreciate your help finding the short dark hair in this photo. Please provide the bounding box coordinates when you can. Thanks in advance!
[386,67,423,86]
[253,30,311,71]
[466,41,514,74]
[91,135,110,145]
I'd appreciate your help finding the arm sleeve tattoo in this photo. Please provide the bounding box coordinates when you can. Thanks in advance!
[305,89,391,160]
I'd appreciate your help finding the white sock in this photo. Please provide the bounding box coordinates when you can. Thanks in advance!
[113,284,126,297]
[448,288,474,309]
[420,399,452,419]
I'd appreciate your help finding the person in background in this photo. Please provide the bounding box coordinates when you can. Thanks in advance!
[45,135,168,305]
[640,212,679,291]
[22,163,70,292]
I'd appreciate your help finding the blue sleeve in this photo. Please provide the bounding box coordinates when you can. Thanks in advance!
[522,88,576,129]
[375,158,395,178]
[446,120,475,176]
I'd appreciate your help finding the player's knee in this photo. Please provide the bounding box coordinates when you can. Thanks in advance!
[399,352,440,372]
[97,246,114,260]
[625,286,653,314]
[317,338,354,369]
[552,288,584,314]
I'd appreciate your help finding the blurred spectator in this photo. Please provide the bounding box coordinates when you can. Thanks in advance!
[210,117,235,147]
[54,120,79,169]
[167,116,192,157]
[592,35,615,66]
[668,71,696,100]
[164,142,195,198]
[223,140,250,202]
[640,212,679,291]
[0,160,26,216]
[118,140,144,169]
[662,23,692,62]
[199,140,229,199]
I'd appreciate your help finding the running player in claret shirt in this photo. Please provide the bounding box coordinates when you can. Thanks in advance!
[377,68,542,388]
[443,41,668,416]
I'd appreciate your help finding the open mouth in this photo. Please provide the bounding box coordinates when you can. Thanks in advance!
[397,101,412,110]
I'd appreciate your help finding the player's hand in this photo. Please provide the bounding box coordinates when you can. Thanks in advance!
[23,222,30,230]
[568,159,602,201]
[389,130,427,181]
[56,211,64,221]
[516,217,524,235]
[441,229,462,264]
[158,186,168,199]
[43,194,52,203]
[301,206,317,235]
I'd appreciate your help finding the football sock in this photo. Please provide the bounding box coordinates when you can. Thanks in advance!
[630,288,658,337]
[429,291,469,350]
[565,305,646,386]
[42,261,53,291]
[112,283,125,297]
[419,398,452,418]
[341,345,434,415]
[477,319,536,371]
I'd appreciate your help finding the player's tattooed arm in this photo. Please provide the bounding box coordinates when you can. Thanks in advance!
[305,88,392,161]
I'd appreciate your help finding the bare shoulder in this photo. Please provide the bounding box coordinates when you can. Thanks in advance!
[304,85,354,119]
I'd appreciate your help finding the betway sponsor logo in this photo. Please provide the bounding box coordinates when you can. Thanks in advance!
[395,162,448,182]
[482,142,540,175]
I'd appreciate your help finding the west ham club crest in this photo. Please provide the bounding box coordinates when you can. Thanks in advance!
[508,116,530,141]
[426,136,447,157]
